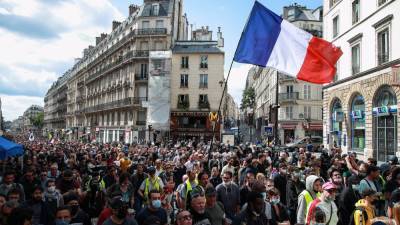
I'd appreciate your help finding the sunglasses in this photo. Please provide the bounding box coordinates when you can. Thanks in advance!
[178,215,192,221]
[326,189,337,194]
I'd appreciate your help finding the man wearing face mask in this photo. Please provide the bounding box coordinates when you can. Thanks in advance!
[306,182,338,225]
[216,171,240,222]
[273,163,289,206]
[23,185,53,225]
[136,190,168,225]
[297,175,322,225]
[44,179,63,216]
[64,193,91,225]
[103,197,138,225]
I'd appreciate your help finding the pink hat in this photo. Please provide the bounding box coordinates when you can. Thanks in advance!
[322,182,337,190]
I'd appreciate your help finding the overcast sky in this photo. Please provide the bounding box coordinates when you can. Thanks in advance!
[0,0,322,121]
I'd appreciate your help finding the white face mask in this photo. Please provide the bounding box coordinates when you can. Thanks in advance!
[48,186,56,193]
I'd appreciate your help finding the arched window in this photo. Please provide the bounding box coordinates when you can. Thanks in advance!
[350,94,365,151]
[330,99,343,147]
[373,86,397,161]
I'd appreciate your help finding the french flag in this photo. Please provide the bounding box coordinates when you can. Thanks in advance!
[234,1,343,84]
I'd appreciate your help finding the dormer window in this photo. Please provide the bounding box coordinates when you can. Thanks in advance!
[152,4,159,16]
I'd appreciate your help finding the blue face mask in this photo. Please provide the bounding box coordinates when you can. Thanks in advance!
[152,199,161,209]
[55,219,70,225]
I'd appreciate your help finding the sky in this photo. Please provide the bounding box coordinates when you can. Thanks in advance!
[0,0,322,121]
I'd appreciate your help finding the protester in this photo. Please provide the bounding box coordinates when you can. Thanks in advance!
[136,190,168,225]
[306,181,339,225]
[297,175,323,225]
[204,186,225,225]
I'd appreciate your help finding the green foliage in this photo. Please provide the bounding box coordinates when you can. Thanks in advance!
[30,112,44,128]
[240,87,255,110]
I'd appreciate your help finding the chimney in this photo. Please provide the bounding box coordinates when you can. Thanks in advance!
[96,37,101,45]
[100,33,107,41]
[129,4,139,16]
[83,48,89,57]
[217,27,224,48]
[112,21,121,30]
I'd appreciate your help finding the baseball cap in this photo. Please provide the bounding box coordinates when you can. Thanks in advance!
[322,182,337,190]
[147,166,156,174]
[205,186,216,197]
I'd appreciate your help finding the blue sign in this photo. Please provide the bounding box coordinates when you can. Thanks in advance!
[264,126,273,136]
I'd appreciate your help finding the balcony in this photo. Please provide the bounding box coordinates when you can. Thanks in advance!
[177,101,190,109]
[198,101,210,109]
[76,95,86,103]
[77,81,84,87]
[135,74,148,82]
[133,97,148,105]
[136,121,146,126]
[85,97,135,113]
[86,50,150,84]
[136,28,167,36]
[279,92,299,102]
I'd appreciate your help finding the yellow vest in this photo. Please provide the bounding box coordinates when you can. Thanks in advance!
[144,177,161,201]
[302,190,321,209]
[184,179,199,200]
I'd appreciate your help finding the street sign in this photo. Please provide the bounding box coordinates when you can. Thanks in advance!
[264,126,273,136]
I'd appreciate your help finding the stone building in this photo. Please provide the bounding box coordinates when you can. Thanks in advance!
[322,0,400,161]
[22,105,44,132]
[251,4,324,143]
[170,26,224,141]
[60,0,189,143]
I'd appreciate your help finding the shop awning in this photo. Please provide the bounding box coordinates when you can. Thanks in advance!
[281,124,297,130]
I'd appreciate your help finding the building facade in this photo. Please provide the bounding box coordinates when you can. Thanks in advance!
[59,0,188,143]
[251,4,324,143]
[22,105,44,132]
[322,0,400,161]
[44,72,70,135]
[0,97,2,132]
[170,26,225,141]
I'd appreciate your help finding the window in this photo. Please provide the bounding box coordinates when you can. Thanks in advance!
[329,0,341,8]
[200,55,208,69]
[304,85,311,100]
[333,16,339,38]
[378,0,388,6]
[304,106,311,119]
[140,64,148,77]
[199,74,208,88]
[142,21,149,29]
[331,99,343,146]
[351,44,360,75]
[181,56,189,69]
[351,95,365,151]
[152,4,159,16]
[286,85,293,93]
[352,0,360,24]
[156,20,164,29]
[377,28,389,65]
[285,106,293,119]
[180,74,188,88]
[199,94,208,103]
[178,94,189,103]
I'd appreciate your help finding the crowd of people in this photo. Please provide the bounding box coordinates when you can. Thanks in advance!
[0,134,399,225]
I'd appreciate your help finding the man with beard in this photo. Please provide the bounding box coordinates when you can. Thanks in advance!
[23,185,53,225]
[64,193,91,225]
[188,187,211,225]
[0,170,25,201]
[103,197,138,225]
[216,171,240,222]
[233,191,268,225]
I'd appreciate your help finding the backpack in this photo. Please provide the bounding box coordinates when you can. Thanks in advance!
[349,206,368,225]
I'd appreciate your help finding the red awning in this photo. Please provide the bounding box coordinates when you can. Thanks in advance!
[281,124,297,130]
[309,123,323,130]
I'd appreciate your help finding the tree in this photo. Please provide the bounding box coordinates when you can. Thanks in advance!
[30,112,44,129]
[240,87,255,110]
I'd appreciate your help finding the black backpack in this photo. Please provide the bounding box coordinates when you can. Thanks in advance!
[349,206,368,225]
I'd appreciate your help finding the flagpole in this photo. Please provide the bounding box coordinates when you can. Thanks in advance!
[208,2,257,162]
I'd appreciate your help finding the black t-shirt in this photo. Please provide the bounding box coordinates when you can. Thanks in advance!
[102,217,138,225]
[136,207,168,225]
